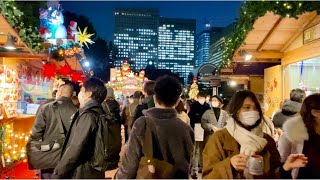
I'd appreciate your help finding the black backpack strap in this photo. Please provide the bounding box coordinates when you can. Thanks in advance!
[52,102,67,138]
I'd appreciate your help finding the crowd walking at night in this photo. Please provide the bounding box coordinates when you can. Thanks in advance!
[26,75,320,179]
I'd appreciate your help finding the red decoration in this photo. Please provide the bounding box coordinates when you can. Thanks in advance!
[193,77,197,83]
[70,72,85,82]
[42,63,56,79]
[59,64,72,77]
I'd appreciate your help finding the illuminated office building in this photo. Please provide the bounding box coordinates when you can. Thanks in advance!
[114,7,159,71]
[158,17,196,85]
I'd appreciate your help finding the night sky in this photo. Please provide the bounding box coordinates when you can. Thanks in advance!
[61,1,242,41]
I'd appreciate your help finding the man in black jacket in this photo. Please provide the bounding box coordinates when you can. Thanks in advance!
[29,84,77,179]
[52,78,108,179]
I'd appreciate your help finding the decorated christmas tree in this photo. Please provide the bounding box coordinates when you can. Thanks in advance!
[188,77,199,100]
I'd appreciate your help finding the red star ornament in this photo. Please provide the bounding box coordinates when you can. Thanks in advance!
[42,63,57,79]
[59,64,72,77]
[70,72,85,82]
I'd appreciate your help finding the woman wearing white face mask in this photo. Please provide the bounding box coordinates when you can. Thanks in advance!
[202,90,305,179]
[201,95,228,144]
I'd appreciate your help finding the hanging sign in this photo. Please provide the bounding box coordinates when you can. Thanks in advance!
[303,23,320,44]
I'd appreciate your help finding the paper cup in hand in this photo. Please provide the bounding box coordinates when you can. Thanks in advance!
[247,155,264,175]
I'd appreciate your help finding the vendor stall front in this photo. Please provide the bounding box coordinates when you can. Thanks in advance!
[0,13,50,176]
[225,2,320,117]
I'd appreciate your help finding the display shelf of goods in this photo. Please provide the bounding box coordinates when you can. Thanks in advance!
[221,1,320,69]
[3,103,17,118]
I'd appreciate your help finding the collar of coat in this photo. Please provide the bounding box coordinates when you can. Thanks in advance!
[143,107,177,119]
[283,115,309,143]
[79,99,101,113]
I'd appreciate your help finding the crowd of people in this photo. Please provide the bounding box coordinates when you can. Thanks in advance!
[26,75,320,179]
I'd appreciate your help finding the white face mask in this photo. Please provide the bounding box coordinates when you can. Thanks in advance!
[211,101,220,108]
[78,91,89,106]
[128,99,134,104]
[240,111,260,126]
[198,99,206,105]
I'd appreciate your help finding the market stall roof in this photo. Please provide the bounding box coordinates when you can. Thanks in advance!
[0,14,47,59]
[233,11,318,62]
[0,14,84,73]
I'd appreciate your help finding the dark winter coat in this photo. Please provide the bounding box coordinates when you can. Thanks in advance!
[188,101,210,129]
[31,96,77,141]
[102,98,121,122]
[272,100,302,129]
[116,108,194,179]
[51,99,106,179]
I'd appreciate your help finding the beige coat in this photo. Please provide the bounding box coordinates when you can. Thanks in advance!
[202,128,281,179]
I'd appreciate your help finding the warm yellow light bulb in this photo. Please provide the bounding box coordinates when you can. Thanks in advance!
[20,153,25,158]
[14,144,18,148]
[13,155,18,160]
[12,151,16,154]
[5,124,11,129]
[8,146,12,149]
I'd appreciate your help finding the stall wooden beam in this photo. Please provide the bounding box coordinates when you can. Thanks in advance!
[233,50,283,62]
[0,52,47,59]
[257,17,283,51]
[280,12,318,52]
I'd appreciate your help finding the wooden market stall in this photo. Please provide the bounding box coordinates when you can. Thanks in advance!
[230,11,320,117]
[0,13,51,176]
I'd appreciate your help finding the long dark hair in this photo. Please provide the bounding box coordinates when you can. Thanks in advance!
[227,90,263,130]
[300,93,320,137]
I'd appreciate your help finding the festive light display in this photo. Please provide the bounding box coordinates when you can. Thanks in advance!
[77,27,94,49]
[50,42,85,62]
[0,123,29,167]
[188,79,199,100]
[59,64,72,77]
[221,1,320,69]
[109,60,146,91]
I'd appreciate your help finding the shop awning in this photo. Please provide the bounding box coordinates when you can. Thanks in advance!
[233,11,318,62]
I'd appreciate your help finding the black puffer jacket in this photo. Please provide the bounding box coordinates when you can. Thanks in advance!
[52,100,105,179]
[102,98,121,122]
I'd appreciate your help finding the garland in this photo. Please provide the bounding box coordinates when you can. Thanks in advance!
[50,42,84,62]
[221,1,320,69]
[0,0,43,52]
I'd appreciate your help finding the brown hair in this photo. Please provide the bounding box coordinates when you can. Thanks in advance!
[144,80,156,96]
[175,100,186,113]
[300,93,320,136]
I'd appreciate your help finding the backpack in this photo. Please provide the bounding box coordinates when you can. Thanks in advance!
[86,105,122,172]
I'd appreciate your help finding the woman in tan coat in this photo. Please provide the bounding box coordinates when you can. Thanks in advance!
[202,90,307,179]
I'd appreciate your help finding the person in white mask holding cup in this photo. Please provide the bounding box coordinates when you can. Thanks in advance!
[202,90,306,179]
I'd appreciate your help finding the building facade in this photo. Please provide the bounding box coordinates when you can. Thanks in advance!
[208,23,235,67]
[114,8,159,71]
[196,30,210,67]
[158,17,196,85]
